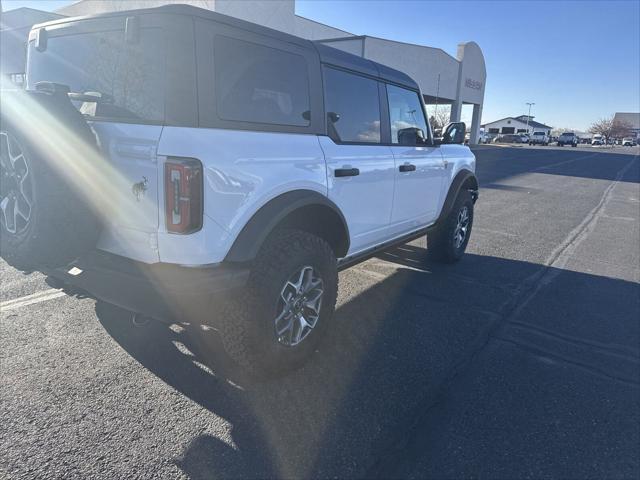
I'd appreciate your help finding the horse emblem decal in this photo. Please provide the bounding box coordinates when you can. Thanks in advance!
[132,176,148,202]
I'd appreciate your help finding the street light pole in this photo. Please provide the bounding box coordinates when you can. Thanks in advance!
[526,102,535,133]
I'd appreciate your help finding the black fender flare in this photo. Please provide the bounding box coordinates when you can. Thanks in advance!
[435,169,479,225]
[225,190,350,263]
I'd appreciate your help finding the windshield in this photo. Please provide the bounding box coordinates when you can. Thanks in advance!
[534,132,544,136]
[560,133,574,137]
[27,28,166,122]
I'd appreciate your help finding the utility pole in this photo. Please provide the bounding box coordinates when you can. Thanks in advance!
[526,102,535,133]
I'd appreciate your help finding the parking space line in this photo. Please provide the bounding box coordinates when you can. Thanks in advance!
[0,288,67,312]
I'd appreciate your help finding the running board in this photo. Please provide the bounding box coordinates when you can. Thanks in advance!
[337,227,432,271]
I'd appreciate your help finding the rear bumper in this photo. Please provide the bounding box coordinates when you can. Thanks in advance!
[45,250,250,323]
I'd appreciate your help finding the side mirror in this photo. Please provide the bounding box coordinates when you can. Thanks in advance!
[397,127,426,146]
[442,122,466,144]
[35,28,48,52]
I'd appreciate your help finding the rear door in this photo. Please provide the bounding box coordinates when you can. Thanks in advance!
[385,84,446,235]
[26,16,168,262]
[320,66,395,255]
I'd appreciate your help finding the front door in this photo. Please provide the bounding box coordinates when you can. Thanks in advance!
[385,84,446,235]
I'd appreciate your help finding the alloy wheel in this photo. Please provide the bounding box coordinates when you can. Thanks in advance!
[274,265,324,347]
[0,132,33,235]
[453,205,470,250]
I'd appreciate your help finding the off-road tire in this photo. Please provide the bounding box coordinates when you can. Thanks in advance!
[427,189,474,264]
[218,229,338,375]
[0,89,101,268]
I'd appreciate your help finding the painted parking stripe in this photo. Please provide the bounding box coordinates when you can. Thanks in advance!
[0,288,67,312]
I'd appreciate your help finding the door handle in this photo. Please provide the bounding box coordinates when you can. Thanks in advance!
[335,167,360,177]
[399,164,416,172]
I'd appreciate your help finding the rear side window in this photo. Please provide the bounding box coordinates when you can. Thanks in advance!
[27,29,166,123]
[323,66,381,143]
[386,84,428,145]
[214,36,310,127]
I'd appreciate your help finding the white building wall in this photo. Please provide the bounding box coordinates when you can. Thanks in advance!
[293,16,353,40]
[363,36,460,101]
[483,118,551,135]
[215,0,295,33]
[57,0,215,16]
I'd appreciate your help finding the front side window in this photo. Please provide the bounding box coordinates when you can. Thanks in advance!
[214,36,310,127]
[323,66,381,143]
[27,28,166,122]
[386,84,428,145]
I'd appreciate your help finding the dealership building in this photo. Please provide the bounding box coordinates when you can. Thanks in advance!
[613,112,640,139]
[1,0,487,143]
[482,115,553,137]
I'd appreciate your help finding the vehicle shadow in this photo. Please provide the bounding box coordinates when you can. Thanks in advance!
[94,243,640,479]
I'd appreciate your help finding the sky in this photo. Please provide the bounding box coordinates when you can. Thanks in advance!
[2,0,639,131]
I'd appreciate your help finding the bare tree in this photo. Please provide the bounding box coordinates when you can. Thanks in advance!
[589,115,634,145]
[611,119,634,139]
[427,108,450,131]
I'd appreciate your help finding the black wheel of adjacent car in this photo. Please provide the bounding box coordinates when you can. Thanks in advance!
[0,89,101,268]
[219,229,338,375]
[427,190,474,264]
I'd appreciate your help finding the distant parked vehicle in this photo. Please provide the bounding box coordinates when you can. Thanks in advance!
[591,134,604,146]
[464,131,488,145]
[622,137,637,146]
[558,132,578,147]
[528,131,550,145]
[519,133,530,144]
[493,134,524,144]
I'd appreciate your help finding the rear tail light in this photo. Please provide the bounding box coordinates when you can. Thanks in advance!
[164,157,203,234]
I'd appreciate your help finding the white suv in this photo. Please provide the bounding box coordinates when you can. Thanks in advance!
[0,5,478,373]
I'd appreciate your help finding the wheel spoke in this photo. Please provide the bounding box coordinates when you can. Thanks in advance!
[14,196,30,223]
[0,196,15,233]
[293,315,308,343]
[274,309,294,337]
[0,133,13,172]
[303,289,323,316]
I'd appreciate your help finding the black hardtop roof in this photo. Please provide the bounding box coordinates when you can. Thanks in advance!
[32,4,420,91]
[313,42,418,90]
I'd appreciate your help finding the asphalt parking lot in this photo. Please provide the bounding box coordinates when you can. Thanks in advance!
[1,145,639,479]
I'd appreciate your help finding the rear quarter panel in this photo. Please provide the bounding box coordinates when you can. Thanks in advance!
[157,127,327,264]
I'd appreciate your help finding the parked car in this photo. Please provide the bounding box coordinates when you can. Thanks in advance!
[528,131,550,145]
[622,137,637,146]
[493,134,525,144]
[558,132,578,147]
[464,130,489,144]
[0,5,479,374]
[591,134,604,146]
[519,133,530,144]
